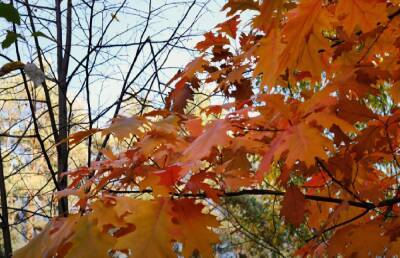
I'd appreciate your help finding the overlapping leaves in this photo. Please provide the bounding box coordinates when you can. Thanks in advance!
[15,0,400,257]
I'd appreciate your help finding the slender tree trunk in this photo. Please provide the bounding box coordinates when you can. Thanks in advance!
[55,0,72,216]
[0,143,12,257]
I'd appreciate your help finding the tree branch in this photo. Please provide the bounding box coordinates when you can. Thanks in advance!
[106,188,385,210]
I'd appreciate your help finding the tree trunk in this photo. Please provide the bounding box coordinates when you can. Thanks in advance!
[0,144,12,257]
[55,0,72,216]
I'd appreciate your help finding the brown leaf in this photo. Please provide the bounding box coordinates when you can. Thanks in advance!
[281,186,306,226]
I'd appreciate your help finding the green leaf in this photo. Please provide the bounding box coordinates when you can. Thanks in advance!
[2,31,21,49]
[31,31,55,42]
[0,2,20,25]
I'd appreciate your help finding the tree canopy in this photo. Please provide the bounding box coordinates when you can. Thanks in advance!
[4,0,400,257]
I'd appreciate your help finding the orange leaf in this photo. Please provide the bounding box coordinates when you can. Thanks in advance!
[258,123,332,179]
[64,216,115,258]
[327,221,389,257]
[391,82,400,104]
[184,118,203,137]
[216,15,240,38]
[171,199,219,257]
[336,0,388,35]
[222,0,259,16]
[182,119,231,162]
[14,215,80,258]
[62,128,101,145]
[195,32,230,51]
[254,29,286,87]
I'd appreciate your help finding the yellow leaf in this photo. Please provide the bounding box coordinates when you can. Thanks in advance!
[13,215,79,258]
[102,115,146,140]
[114,198,177,258]
[65,216,115,258]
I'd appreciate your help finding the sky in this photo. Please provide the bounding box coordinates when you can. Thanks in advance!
[84,0,227,114]
[1,0,228,126]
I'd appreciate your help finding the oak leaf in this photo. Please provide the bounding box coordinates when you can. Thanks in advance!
[165,83,194,113]
[64,216,115,258]
[102,115,145,140]
[327,221,389,257]
[280,186,306,226]
[114,198,178,258]
[14,215,79,258]
[336,0,388,35]
[195,32,230,52]
[171,199,219,257]
[258,123,332,178]
[222,0,259,16]
[182,119,231,162]
[64,128,101,145]
[216,15,240,38]
[184,118,203,137]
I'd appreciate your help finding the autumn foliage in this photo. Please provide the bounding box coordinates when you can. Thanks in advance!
[14,0,400,257]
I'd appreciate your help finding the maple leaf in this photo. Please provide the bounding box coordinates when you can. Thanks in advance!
[306,201,334,229]
[280,186,306,226]
[352,121,385,159]
[307,112,355,133]
[256,93,293,121]
[168,56,207,87]
[111,197,219,257]
[19,0,400,256]
[255,0,335,86]
[329,67,381,98]
[226,64,249,84]
[231,79,254,101]
[181,56,208,79]
[211,45,233,62]
[336,0,388,35]
[165,57,208,114]
[90,199,127,231]
[252,0,285,31]
[99,148,118,160]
